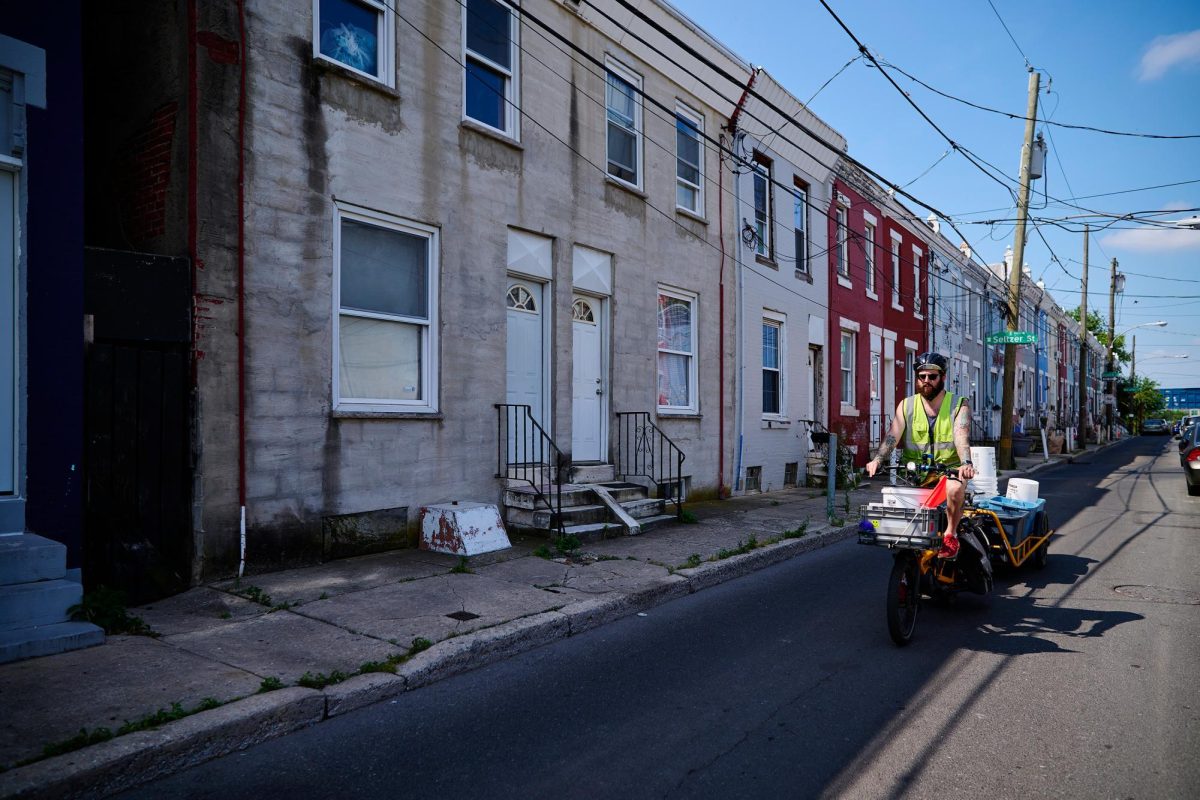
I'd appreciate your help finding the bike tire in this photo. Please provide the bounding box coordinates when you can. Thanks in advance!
[886,554,921,646]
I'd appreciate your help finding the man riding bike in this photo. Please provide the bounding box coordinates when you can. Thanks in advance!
[864,352,976,557]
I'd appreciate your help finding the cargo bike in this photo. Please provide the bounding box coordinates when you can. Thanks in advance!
[858,459,1053,646]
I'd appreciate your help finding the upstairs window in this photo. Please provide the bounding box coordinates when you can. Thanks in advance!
[315,0,394,86]
[863,221,876,294]
[912,246,923,316]
[890,234,902,308]
[793,180,809,274]
[752,153,773,259]
[835,206,849,278]
[606,61,643,188]
[675,105,703,214]
[464,0,519,135]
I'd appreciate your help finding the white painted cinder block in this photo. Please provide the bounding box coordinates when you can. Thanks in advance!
[420,503,511,556]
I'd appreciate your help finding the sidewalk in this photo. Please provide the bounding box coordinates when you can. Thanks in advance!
[0,449,1085,798]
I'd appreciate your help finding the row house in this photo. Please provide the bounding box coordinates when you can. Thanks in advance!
[827,162,929,466]
[80,0,754,596]
[729,69,845,493]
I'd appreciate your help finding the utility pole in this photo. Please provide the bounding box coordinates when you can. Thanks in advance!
[1077,225,1089,450]
[1105,257,1119,441]
[998,68,1041,471]
[1131,334,1137,433]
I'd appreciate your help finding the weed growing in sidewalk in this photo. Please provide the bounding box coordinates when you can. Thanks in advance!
[298,670,351,690]
[68,586,158,637]
[409,637,433,654]
[258,676,284,693]
[449,557,474,574]
[680,553,702,570]
[680,510,699,524]
[555,534,582,554]
[234,585,273,607]
[532,544,553,559]
[782,521,809,539]
[711,535,761,561]
[35,727,114,761]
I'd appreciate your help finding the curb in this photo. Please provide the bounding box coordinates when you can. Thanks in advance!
[0,523,857,799]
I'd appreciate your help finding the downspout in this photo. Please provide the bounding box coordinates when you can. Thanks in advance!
[727,70,757,496]
[718,134,726,497]
[187,0,201,579]
[236,0,248,577]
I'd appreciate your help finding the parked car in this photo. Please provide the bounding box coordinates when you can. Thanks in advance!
[1142,418,1170,435]
[1177,414,1200,440]
[1180,422,1200,496]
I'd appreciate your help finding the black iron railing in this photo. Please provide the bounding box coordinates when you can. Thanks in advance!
[614,412,686,519]
[495,404,565,534]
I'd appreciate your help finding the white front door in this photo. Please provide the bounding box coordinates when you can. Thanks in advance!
[571,295,605,462]
[1,169,15,496]
[506,280,545,436]
[869,351,882,444]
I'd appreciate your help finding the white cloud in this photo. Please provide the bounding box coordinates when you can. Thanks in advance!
[1101,225,1200,252]
[1137,29,1200,80]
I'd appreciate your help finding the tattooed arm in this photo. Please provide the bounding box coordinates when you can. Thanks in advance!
[954,401,975,478]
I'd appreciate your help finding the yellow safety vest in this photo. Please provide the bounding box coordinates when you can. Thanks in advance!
[902,392,963,466]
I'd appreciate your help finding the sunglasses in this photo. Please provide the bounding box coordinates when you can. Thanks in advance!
[916,373,942,382]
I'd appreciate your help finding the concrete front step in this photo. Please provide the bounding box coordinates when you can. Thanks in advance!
[503,485,596,511]
[636,513,679,532]
[0,533,67,586]
[567,463,616,483]
[0,579,83,632]
[621,497,667,520]
[0,620,105,664]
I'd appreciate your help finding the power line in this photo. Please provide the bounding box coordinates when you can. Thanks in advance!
[986,0,1032,69]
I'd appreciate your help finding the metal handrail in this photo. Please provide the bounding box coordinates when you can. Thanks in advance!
[494,404,564,534]
[614,412,686,520]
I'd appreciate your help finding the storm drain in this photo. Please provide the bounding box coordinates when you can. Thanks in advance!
[1112,585,1200,605]
[446,610,481,621]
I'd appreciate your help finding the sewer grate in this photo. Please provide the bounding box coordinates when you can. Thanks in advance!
[1112,585,1200,605]
[446,610,481,621]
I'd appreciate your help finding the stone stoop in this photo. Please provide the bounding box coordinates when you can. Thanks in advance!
[0,533,104,664]
[501,478,677,539]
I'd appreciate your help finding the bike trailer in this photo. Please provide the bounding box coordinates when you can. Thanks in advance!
[857,504,943,550]
[970,496,1049,566]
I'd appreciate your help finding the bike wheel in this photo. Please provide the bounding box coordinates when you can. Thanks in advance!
[886,554,921,646]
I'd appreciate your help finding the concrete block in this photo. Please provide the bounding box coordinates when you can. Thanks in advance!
[0,621,104,665]
[323,672,407,718]
[420,503,510,556]
[0,533,66,585]
[0,579,82,632]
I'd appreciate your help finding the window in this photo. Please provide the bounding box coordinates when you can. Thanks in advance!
[912,246,922,316]
[863,221,876,294]
[763,319,782,416]
[906,351,915,398]
[783,462,799,488]
[870,352,881,400]
[840,330,856,406]
[606,61,642,187]
[835,206,849,278]
[890,234,902,307]
[463,0,518,135]
[315,0,394,86]
[657,288,697,412]
[752,153,773,259]
[334,206,438,412]
[675,105,703,214]
[793,180,808,273]
[745,466,762,493]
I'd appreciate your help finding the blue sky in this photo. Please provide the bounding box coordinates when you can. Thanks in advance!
[672,0,1200,389]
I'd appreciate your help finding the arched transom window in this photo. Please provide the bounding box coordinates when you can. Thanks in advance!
[572,298,596,324]
[506,284,536,313]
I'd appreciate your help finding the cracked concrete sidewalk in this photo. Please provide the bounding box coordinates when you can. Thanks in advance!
[0,448,1079,798]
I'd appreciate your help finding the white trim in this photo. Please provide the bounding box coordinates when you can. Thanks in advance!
[605,56,644,191]
[837,275,853,290]
[882,328,898,342]
[838,316,861,333]
[312,0,395,88]
[674,101,704,216]
[461,0,521,140]
[656,285,698,414]
[868,324,883,337]
[904,338,919,351]
[761,315,785,419]
[861,210,878,226]
[332,202,438,414]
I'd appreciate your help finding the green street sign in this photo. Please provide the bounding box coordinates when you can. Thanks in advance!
[1101,370,1122,379]
[985,330,1037,345]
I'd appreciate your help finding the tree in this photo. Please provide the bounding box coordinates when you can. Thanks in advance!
[1118,375,1166,431]
[1067,307,1131,366]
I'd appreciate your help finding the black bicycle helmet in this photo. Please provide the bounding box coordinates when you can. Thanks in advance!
[913,352,948,374]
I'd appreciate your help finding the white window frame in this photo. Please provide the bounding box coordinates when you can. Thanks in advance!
[840,329,857,408]
[312,0,395,88]
[462,0,520,138]
[890,231,903,310]
[675,102,704,215]
[752,152,773,259]
[912,245,923,319]
[835,206,850,285]
[862,213,877,298]
[762,313,785,418]
[605,57,643,190]
[657,286,698,414]
[792,179,808,274]
[333,203,439,414]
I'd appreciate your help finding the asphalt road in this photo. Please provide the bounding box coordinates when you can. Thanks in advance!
[119,436,1199,799]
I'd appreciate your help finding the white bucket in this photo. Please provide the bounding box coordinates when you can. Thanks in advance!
[881,486,934,509]
[968,476,999,495]
[1006,478,1039,501]
[970,447,997,477]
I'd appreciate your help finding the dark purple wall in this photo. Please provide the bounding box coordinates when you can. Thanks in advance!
[4,5,85,565]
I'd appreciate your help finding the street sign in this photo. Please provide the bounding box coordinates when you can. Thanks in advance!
[1101,370,1122,379]
[985,330,1037,345]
